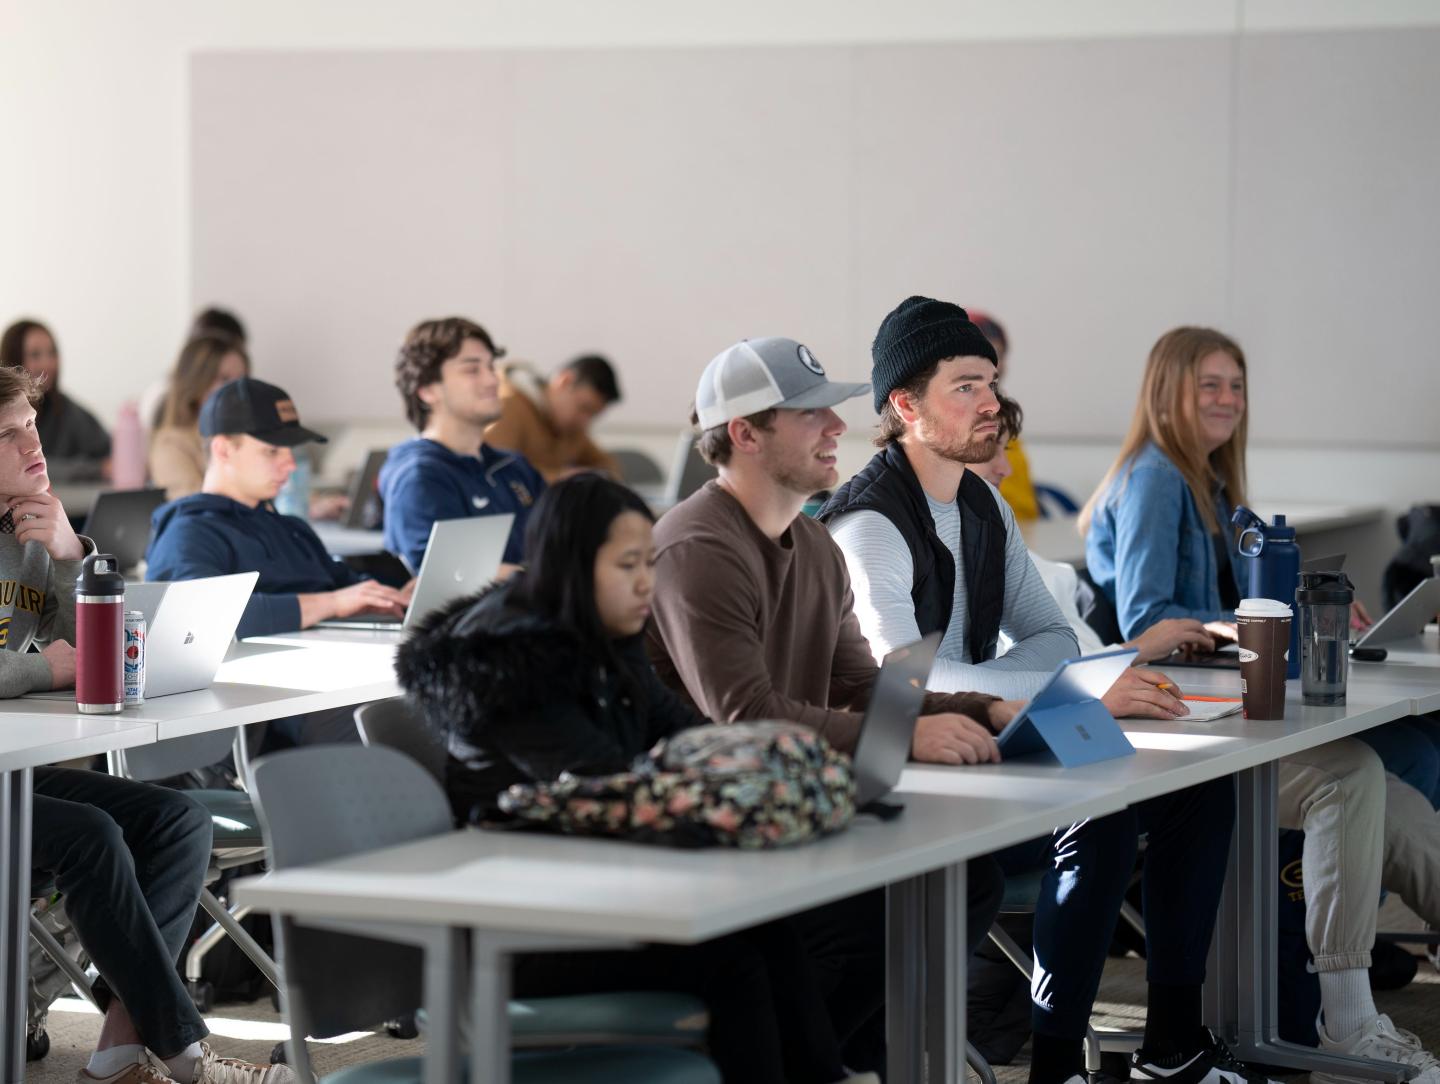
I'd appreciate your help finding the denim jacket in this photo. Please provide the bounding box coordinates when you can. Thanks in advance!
[1084,442,1242,639]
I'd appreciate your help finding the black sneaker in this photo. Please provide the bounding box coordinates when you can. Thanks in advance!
[1131,1028,1278,1084]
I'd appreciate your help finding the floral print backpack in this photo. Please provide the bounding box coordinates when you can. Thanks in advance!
[497,721,856,849]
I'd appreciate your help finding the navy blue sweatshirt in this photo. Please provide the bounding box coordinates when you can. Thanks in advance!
[379,438,543,573]
[145,494,366,639]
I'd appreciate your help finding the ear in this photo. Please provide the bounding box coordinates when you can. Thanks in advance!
[550,369,575,391]
[208,434,232,465]
[416,381,440,408]
[726,416,766,457]
[888,386,923,427]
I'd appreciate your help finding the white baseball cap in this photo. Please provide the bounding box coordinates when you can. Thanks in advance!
[694,337,871,430]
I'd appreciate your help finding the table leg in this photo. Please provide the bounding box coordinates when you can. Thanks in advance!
[887,875,926,1083]
[1210,764,1410,1082]
[888,863,969,1084]
[423,927,465,1084]
[1,767,33,1084]
[470,933,512,1084]
[925,863,967,1084]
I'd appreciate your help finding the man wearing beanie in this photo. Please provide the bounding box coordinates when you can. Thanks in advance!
[646,335,1013,1074]
[820,299,1256,1084]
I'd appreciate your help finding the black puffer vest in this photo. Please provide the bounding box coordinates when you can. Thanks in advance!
[818,444,1007,663]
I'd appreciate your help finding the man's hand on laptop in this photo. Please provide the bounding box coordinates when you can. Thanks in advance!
[912,713,1001,766]
[987,699,1023,732]
[1204,620,1238,643]
[301,581,408,626]
[398,578,418,605]
[1128,618,1214,663]
[42,640,76,690]
[8,491,83,562]
[1102,668,1187,720]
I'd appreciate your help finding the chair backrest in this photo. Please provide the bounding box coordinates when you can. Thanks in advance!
[355,697,445,783]
[608,448,665,487]
[122,728,238,782]
[664,433,716,506]
[250,745,453,1037]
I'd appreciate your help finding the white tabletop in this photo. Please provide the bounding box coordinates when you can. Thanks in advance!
[0,715,155,773]
[310,521,388,557]
[236,779,1125,943]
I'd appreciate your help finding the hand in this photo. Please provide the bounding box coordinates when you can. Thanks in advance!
[1350,599,1374,632]
[398,577,418,605]
[8,492,84,562]
[326,581,408,621]
[308,492,351,521]
[912,713,1001,766]
[1204,620,1238,643]
[987,699,1023,732]
[42,640,77,690]
[1128,618,1215,663]
[495,562,523,581]
[1101,667,1188,720]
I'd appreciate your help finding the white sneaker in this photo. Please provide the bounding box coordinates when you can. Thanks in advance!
[188,1044,296,1084]
[1313,1013,1440,1084]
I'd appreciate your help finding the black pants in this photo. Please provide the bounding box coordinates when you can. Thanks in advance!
[31,767,213,1055]
[256,704,362,754]
[996,777,1235,1040]
[514,916,846,1084]
[799,856,1007,1074]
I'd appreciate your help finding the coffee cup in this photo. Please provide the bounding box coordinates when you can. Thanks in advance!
[1236,597,1293,720]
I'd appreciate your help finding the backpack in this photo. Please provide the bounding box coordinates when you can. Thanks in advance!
[498,722,856,849]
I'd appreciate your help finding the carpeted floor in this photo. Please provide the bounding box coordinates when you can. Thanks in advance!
[24,897,1438,1083]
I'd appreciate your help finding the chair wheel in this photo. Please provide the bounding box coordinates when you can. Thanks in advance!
[384,1013,419,1040]
[269,1042,288,1065]
[187,979,214,1013]
[26,1029,51,1061]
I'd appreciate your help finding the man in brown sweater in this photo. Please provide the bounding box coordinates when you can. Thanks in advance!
[647,335,1014,1074]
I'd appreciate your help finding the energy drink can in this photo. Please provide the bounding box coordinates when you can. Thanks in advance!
[123,610,146,706]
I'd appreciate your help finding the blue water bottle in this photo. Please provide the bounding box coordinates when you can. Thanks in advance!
[1233,507,1302,679]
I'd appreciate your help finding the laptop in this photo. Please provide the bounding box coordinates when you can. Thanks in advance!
[319,514,514,631]
[1162,642,1241,670]
[82,488,167,572]
[996,649,1138,762]
[851,632,941,807]
[341,449,388,530]
[1354,577,1440,648]
[26,572,258,702]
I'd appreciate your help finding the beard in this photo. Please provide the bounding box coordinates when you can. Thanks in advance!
[915,405,1001,464]
[764,448,837,497]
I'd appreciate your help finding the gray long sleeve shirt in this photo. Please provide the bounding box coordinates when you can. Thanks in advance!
[0,533,84,698]
[828,481,1078,700]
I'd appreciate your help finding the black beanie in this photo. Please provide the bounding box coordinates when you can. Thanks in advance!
[869,296,999,413]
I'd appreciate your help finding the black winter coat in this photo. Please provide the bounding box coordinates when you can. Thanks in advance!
[396,581,705,823]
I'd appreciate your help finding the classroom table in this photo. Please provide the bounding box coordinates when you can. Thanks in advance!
[1,716,159,1083]
[0,633,404,1084]
[238,651,1440,1084]
[310,521,388,558]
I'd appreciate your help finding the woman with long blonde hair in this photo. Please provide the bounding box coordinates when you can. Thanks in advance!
[1081,326,1248,640]
[149,334,250,499]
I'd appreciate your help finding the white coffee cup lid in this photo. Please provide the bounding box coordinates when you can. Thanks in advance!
[1236,597,1293,618]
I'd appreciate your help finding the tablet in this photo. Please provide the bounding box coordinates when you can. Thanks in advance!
[996,649,1139,761]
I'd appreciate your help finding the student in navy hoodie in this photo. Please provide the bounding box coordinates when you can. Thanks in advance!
[380,317,544,575]
[146,377,410,745]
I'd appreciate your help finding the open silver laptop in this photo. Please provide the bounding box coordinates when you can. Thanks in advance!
[320,514,514,631]
[28,572,258,701]
[1355,577,1440,648]
[851,632,941,807]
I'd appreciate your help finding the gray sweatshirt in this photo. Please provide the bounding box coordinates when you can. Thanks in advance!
[0,533,84,698]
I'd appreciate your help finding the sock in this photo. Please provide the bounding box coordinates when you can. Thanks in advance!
[86,1045,146,1079]
[1142,982,1203,1055]
[159,1041,206,1084]
[1029,1032,1084,1084]
[1318,968,1379,1041]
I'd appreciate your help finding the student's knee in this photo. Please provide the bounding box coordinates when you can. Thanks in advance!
[41,805,128,881]
[163,789,215,862]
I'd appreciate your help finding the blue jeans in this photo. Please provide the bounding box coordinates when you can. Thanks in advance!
[1354,717,1440,810]
[996,776,1236,1040]
[32,768,213,1056]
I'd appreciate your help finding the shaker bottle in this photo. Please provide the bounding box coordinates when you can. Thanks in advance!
[1234,507,1302,679]
[75,553,126,714]
[1235,597,1293,720]
[1297,571,1353,706]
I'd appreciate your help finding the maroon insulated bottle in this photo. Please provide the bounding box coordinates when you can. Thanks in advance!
[75,553,126,713]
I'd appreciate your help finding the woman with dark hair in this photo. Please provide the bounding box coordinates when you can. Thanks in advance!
[0,318,110,481]
[398,474,876,1084]
[149,334,250,499]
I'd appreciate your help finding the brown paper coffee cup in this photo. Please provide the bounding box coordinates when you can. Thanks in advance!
[1236,598,1293,721]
